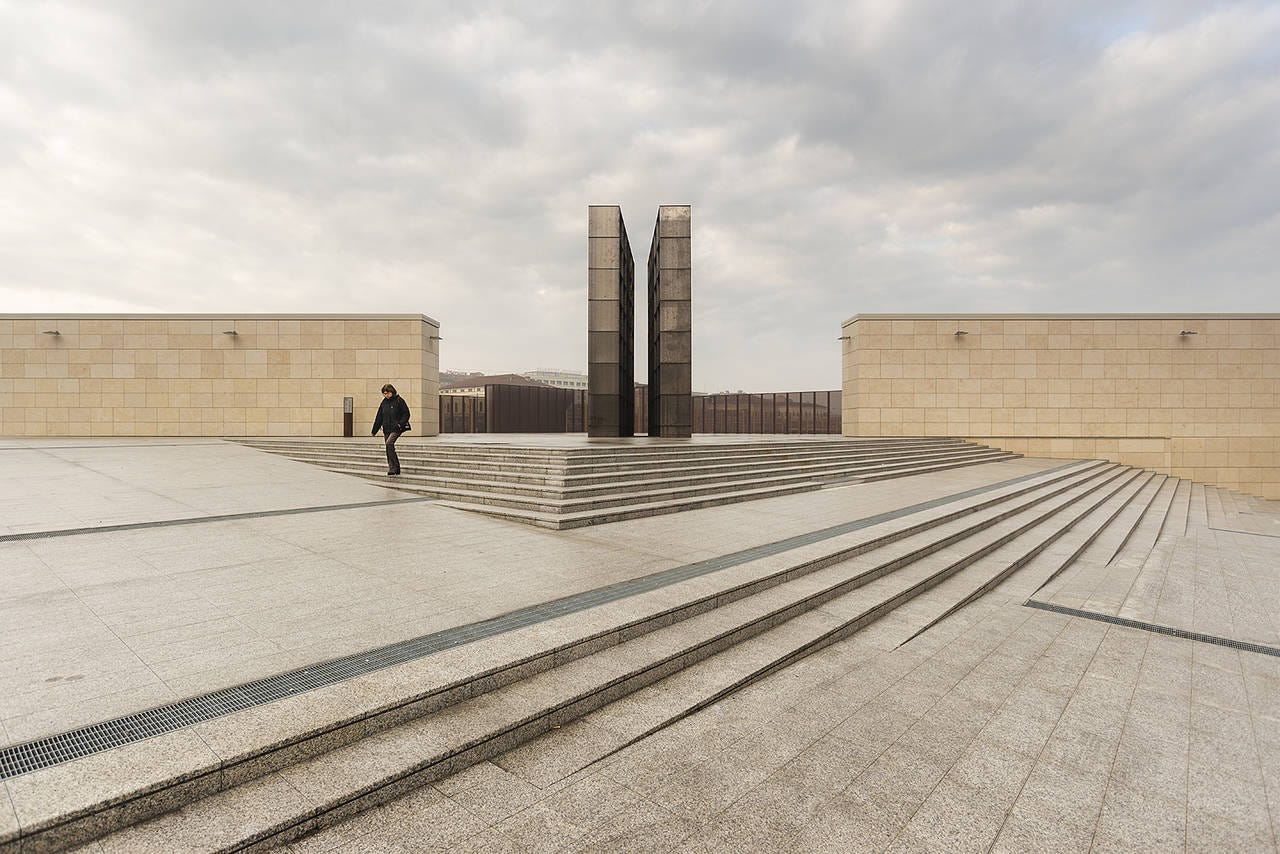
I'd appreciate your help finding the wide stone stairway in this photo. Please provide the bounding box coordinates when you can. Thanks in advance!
[233,436,1018,528]
[5,457,1277,852]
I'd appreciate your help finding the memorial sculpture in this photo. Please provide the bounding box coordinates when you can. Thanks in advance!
[587,205,692,438]
[647,206,692,438]
[587,205,635,437]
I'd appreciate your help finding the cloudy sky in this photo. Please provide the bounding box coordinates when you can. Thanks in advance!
[2,2,1277,391]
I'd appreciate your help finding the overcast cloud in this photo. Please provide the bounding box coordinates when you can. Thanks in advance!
[2,1,1277,391]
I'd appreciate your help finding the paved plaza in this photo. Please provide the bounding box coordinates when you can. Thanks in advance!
[1,437,1278,852]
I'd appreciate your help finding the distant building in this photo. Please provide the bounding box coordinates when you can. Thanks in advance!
[440,369,485,387]
[440,373,554,397]
[522,368,589,390]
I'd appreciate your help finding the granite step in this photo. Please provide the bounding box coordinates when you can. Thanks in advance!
[436,481,831,530]
[1165,478,1192,540]
[64,462,1125,852]
[1069,479,1186,616]
[235,438,956,467]
[1188,482,1210,532]
[1010,473,1173,608]
[431,452,1023,529]
[901,468,1156,632]
[6,460,1104,852]
[234,440,978,483]
[235,437,1021,527]
[1015,471,1166,605]
[287,446,1015,503]
[240,443,981,489]
[469,469,1166,796]
[1097,474,1175,567]
[278,463,1157,841]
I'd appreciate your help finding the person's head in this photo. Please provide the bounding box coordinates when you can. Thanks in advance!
[381,383,397,399]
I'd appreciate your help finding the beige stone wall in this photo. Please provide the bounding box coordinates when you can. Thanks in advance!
[0,314,440,437]
[842,314,1280,499]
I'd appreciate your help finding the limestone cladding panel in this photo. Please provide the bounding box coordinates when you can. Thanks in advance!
[0,314,440,437]
[840,314,1280,499]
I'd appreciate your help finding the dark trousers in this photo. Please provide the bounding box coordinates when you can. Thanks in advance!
[384,431,402,474]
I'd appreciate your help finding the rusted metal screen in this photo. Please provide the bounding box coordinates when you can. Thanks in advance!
[692,391,841,434]
[442,386,840,434]
[438,395,487,433]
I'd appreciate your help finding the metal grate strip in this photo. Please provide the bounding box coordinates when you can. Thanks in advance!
[1024,600,1280,657]
[0,497,435,543]
[0,461,1081,780]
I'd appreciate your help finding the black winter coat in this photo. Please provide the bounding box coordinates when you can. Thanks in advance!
[372,395,411,435]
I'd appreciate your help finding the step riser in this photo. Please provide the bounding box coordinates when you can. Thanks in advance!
[343,450,1018,512]
[90,460,1268,854]
[243,441,978,478]
[510,467,1153,789]
[872,466,1130,582]
[238,437,960,459]
[456,462,1023,529]
[250,444,987,487]
[1111,478,1181,570]
[545,453,1024,527]
[240,436,1025,528]
[913,469,1154,638]
[229,466,1142,848]
[547,482,832,529]
[441,468,1142,805]
[17,462,1105,851]
[1098,476,1169,567]
[235,444,967,472]
[557,446,971,478]
[104,468,1132,851]
[295,448,1018,499]
[462,453,1026,529]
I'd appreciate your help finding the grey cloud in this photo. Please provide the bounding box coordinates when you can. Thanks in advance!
[1,1,1277,392]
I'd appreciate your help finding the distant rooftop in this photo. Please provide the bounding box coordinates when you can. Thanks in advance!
[440,373,552,391]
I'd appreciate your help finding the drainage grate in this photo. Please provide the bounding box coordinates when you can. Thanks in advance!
[1024,600,1280,657]
[0,497,436,543]
[0,461,1081,780]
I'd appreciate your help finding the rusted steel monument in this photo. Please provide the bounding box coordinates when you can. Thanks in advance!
[587,205,692,438]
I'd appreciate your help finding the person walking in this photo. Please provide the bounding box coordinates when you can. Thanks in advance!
[371,383,411,476]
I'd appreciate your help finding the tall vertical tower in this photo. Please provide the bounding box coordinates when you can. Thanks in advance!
[586,205,635,437]
[647,205,693,438]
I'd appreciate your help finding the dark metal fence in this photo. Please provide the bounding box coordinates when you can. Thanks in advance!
[439,394,487,433]
[486,384,584,432]
[441,385,840,434]
[440,385,584,433]
[693,391,841,434]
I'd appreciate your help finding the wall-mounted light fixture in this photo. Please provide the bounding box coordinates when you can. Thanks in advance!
[954,330,968,336]
[41,330,61,336]
[1179,330,1198,336]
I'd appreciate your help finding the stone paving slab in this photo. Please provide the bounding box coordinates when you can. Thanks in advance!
[1036,476,1280,648]
[6,464,1108,850]
[12,439,1278,852]
[289,594,1280,853]
[269,471,1280,852]
[0,439,413,535]
[0,440,1059,749]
